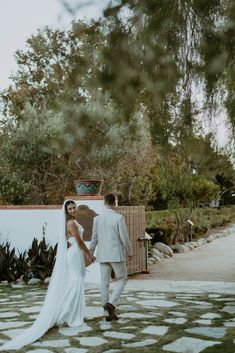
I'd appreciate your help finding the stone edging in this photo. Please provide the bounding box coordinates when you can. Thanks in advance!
[148,223,235,266]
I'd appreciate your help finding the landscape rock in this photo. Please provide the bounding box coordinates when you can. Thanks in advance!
[16,275,25,285]
[152,248,164,259]
[0,281,9,285]
[184,243,194,250]
[154,242,173,257]
[44,277,51,284]
[28,278,41,285]
[147,259,155,266]
[206,235,214,242]
[152,256,162,263]
[191,241,198,248]
[197,238,206,246]
[170,243,190,253]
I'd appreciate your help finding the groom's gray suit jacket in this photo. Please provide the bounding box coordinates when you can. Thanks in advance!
[89,209,133,263]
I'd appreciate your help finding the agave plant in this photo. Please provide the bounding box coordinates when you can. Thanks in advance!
[14,251,30,282]
[0,234,57,283]
[27,237,57,280]
[0,242,17,282]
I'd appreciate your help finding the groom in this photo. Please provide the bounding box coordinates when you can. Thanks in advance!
[89,193,133,321]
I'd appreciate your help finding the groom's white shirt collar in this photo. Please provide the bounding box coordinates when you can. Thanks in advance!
[104,208,116,213]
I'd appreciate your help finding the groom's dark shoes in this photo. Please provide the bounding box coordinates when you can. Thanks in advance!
[103,302,118,321]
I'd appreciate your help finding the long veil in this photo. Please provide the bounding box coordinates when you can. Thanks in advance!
[0,201,69,351]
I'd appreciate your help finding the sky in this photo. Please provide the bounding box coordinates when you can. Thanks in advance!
[0,0,110,90]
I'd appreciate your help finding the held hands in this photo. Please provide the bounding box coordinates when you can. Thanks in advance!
[128,255,133,260]
[87,252,96,263]
[84,252,96,268]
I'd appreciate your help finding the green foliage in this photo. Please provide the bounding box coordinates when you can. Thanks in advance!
[0,3,235,206]
[27,237,57,280]
[151,148,220,209]
[0,22,106,120]
[14,251,29,282]
[0,104,76,204]
[101,0,235,135]
[191,176,220,203]
[0,237,57,283]
[0,242,16,282]
[146,205,235,245]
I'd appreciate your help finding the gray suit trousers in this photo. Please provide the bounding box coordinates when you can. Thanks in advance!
[100,262,128,307]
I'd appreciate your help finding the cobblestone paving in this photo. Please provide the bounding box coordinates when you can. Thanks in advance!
[0,284,235,353]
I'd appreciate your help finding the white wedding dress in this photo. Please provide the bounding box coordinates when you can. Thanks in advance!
[57,222,86,327]
[0,211,86,351]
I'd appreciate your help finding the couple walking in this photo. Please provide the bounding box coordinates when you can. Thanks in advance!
[0,193,133,351]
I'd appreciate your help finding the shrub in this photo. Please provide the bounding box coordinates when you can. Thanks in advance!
[0,237,57,283]
[0,242,17,282]
[146,205,235,245]
[27,237,57,280]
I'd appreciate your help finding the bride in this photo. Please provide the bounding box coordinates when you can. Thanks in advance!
[0,199,94,351]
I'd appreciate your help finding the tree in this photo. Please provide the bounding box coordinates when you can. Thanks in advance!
[0,104,75,204]
[0,20,107,120]
[101,0,235,138]
[1,2,235,206]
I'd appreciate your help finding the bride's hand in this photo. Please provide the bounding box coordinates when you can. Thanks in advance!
[86,252,95,263]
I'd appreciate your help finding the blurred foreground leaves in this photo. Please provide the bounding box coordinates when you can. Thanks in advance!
[0,0,235,206]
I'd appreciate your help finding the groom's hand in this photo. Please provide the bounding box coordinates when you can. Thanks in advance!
[128,255,133,260]
[88,253,96,263]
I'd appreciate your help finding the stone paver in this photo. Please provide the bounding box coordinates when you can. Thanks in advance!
[0,312,20,318]
[0,321,29,329]
[27,349,51,353]
[223,321,235,327]
[32,339,70,348]
[193,319,212,325]
[2,328,25,338]
[136,299,179,307]
[99,322,112,330]
[103,331,135,339]
[21,306,42,313]
[200,313,221,319]
[76,336,107,346]
[122,338,157,347]
[222,306,235,314]
[165,317,187,324]
[169,311,187,317]
[59,324,92,336]
[163,337,221,352]
[141,325,169,335]
[65,349,88,353]
[119,312,154,319]
[185,327,227,339]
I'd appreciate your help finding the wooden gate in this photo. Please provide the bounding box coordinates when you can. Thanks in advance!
[75,204,146,275]
[117,206,146,275]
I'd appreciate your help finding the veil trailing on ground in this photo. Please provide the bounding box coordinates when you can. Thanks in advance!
[0,201,69,351]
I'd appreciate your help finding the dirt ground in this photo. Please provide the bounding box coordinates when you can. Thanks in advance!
[134,231,235,282]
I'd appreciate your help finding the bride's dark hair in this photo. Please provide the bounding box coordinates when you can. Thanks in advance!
[64,200,76,215]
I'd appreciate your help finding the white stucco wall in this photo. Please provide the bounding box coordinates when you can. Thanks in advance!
[0,198,105,283]
[0,209,61,252]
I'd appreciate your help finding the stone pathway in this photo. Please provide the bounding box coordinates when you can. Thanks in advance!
[0,281,235,352]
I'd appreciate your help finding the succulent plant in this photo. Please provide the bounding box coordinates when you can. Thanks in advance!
[0,237,57,283]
